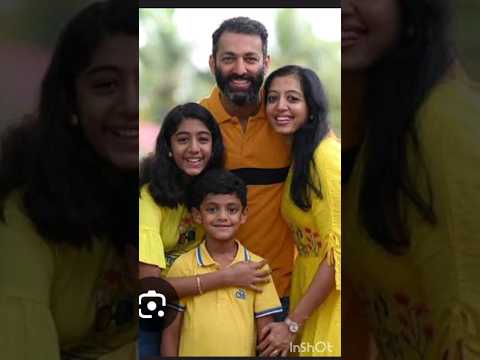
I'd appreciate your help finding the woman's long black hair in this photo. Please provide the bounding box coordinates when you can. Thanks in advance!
[264,65,330,210]
[139,103,225,208]
[0,0,138,250]
[359,0,454,254]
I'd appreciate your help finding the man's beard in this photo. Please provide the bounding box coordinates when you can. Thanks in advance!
[215,67,264,106]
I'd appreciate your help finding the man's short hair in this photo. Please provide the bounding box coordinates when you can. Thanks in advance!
[212,17,268,58]
[187,169,247,210]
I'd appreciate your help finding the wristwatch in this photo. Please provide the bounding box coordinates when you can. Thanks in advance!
[284,317,300,334]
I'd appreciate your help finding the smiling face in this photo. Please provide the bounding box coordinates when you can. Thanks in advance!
[342,0,402,71]
[170,118,213,176]
[75,34,138,171]
[209,32,270,106]
[265,74,309,136]
[193,193,247,242]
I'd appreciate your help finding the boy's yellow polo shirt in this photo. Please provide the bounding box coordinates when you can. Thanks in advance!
[167,240,282,356]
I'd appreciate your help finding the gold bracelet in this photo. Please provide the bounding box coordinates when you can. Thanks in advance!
[196,275,203,295]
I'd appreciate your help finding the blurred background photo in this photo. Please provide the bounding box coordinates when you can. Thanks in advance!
[0,0,97,134]
[139,8,341,157]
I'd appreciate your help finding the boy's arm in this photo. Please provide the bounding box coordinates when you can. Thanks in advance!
[161,311,183,356]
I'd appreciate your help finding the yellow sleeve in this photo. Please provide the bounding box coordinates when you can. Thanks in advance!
[0,194,61,359]
[312,138,341,291]
[139,186,166,269]
[414,78,480,358]
[253,263,283,318]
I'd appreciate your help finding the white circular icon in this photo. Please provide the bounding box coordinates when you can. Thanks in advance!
[147,300,157,311]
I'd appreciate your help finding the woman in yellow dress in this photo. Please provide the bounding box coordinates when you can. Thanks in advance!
[342,0,480,358]
[257,65,341,357]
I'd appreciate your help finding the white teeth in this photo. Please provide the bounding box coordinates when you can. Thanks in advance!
[230,80,251,88]
[276,116,292,123]
[186,158,201,164]
[111,129,138,138]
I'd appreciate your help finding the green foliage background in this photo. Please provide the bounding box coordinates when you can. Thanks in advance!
[139,9,341,136]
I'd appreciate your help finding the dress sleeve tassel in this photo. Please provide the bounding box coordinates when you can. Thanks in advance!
[325,231,341,291]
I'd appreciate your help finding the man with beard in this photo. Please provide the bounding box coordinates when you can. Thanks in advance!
[199,17,294,321]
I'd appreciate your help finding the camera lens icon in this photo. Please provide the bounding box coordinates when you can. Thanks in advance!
[139,290,166,319]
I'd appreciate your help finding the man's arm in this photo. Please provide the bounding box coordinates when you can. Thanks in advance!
[255,315,275,344]
[160,311,183,356]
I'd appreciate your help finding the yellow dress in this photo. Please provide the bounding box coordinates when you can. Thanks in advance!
[0,192,136,359]
[343,72,480,359]
[282,136,341,357]
[139,185,203,271]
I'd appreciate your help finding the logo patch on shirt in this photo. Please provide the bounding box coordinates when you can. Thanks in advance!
[235,289,246,300]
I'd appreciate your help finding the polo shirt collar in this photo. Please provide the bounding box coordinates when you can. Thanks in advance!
[204,86,266,124]
[195,239,251,267]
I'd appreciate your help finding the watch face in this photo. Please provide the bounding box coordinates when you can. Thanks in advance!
[289,323,299,333]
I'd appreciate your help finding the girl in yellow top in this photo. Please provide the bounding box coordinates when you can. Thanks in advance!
[138,103,273,357]
[342,0,480,359]
[139,103,272,287]
[258,65,341,357]
[139,103,225,273]
[0,2,138,359]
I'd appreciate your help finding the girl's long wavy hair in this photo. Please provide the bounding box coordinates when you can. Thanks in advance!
[139,103,225,208]
[359,0,454,254]
[264,65,330,210]
[0,0,138,250]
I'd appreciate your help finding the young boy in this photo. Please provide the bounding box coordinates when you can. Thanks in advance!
[161,169,282,356]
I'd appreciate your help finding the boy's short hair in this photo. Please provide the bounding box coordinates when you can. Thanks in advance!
[187,169,247,210]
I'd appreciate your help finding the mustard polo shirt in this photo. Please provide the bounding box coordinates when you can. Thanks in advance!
[167,240,282,356]
[200,87,294,297]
